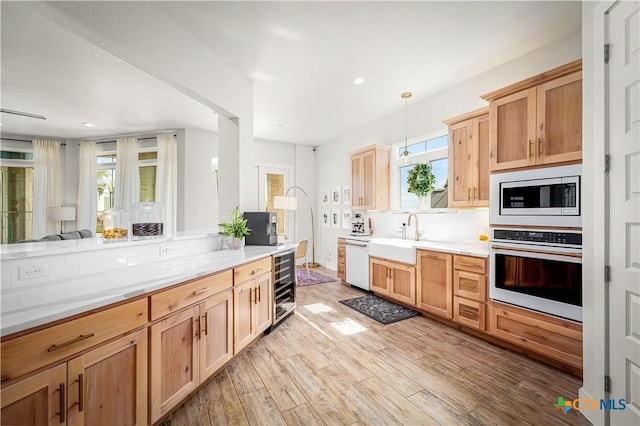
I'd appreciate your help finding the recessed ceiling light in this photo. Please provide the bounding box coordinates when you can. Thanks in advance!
[353,78,365,85]
[83,122,95,127]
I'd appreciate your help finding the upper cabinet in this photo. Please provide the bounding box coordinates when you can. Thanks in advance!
[444,108,490,207]
[482,60,582,172]
[350,145,390,210]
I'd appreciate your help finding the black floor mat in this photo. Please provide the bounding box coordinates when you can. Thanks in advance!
[339,294,420,325]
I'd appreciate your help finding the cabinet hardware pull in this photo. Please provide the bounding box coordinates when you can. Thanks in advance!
[251,288,256,304]
[192,287,209,296]
[473,187,477,200]
[195,316,201,339]
[202,312,208,336]
[537,138,542,157]
[528,139,533,158]
[47,333,95,352]
[468,187,471,200]
[258,286,261,302]
[58,383,66,423]
[78,374,84,412]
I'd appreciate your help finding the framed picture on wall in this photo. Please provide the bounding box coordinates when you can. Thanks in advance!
[330,208,341,229]
[331,186,341,205]
[322,209,330,228]
[321,187,330,206]
[341,209,352,230]
[342,185,351,206]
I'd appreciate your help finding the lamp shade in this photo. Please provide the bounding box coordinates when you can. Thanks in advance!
[48,206,76,221]
[273,196,298,210]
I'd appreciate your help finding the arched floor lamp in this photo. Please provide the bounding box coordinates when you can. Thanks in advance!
[274,186,319,268]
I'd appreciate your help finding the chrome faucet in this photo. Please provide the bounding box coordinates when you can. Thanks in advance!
[407,213,421,241]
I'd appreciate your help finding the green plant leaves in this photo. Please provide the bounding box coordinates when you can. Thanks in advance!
[218,207,251,238]
[406,163,436,197]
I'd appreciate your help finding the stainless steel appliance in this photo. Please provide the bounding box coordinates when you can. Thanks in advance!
[490,164,581,227]
[267,248,296,332]
[244,212,278,245]
[490,228,582,322]
[345,238,370,290]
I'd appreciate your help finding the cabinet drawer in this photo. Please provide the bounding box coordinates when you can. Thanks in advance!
[151,270,232,321]
[234,257,272,285]
[453,296,485,330]
[489,303,582,367]
[453,255,486,274]
[453,270,486,302]
[1,299,147,383]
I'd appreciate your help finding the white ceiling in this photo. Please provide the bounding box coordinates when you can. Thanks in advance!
[0,1,581,145]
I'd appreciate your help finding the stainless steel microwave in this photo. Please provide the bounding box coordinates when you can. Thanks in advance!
[490,164,581,227]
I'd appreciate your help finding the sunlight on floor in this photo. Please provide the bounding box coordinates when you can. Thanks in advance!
[303,302,335,314]
[330,318,367,336]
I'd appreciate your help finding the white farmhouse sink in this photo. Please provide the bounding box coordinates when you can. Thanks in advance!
[368,238,417,265]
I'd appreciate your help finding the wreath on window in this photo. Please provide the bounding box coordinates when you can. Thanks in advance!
[406,163,436,197]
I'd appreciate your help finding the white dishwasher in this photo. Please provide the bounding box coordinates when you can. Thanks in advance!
[345,238,370,291]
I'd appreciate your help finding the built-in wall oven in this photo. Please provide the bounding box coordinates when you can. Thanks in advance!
[490,228,582,322]
[490,164,581,227]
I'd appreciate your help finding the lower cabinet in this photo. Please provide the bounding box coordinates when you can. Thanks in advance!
[416,250,453,318]
[150,290,233,423]
[234,272,273,354]
[453,296,486,330]
[489,301,583,368]
[452,255,488,330]
[1,328,148,426]
[337,238,346,282]
[369,257,416,306]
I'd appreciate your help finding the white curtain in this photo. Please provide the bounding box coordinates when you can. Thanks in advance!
[77,141,97,231]
[32,140,63,238]
[115,137,140,212]
[156,133,177,236]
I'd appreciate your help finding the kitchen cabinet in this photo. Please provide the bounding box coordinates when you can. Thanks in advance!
[482,60,582,171]
[444,108,490,207]
[234,265,272,354]
[350,145,390,210]
[149,271,234,423]
[489,301,582,368]
[452,255,487,330]
[369,257,416,306]
[337,238,346,282]
[416,250,453,318]
[1,328,147,426]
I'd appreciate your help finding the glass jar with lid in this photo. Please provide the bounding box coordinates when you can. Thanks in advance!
[131,202,164,240]
[101,208,129,240]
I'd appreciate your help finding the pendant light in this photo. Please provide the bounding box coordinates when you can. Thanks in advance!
[401,92,412,164]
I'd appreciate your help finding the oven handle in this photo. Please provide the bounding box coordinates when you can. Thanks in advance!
[491,245,582,262]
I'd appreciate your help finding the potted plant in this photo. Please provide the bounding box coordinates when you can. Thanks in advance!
[406,163,436,209]
[218,207,251,249]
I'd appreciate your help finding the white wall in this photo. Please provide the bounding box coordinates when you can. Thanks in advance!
[315,31,582,268]
[182,129,219,230]
[580,2,607,425]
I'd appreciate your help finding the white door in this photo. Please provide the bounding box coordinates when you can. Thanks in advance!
[608,1,640,424]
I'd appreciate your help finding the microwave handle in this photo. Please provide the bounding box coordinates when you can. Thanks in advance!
[500,177,563,189]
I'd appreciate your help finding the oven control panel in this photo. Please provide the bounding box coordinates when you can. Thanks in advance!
[493,229,582,246]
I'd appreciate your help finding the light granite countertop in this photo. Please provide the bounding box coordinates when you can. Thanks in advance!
[1,244,296,337]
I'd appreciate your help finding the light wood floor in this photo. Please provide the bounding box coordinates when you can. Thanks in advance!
[167,267,589,426]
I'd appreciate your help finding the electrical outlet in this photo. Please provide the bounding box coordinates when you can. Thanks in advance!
[19,264,46,280]
[327,250,333,262]
[159,246,171,256]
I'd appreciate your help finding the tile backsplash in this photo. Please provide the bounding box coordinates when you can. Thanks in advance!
[1,235,220,291]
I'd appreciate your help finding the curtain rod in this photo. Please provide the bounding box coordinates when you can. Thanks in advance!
[83,130,178,143]
[1,137,66,145]
[94,135,176,145]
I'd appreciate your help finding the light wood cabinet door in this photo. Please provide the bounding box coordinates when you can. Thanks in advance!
[449,120,472,207]
[537,71,582,165]
[416,250,453,319]
[389,262,416,306]
[1,364,66,426]
[453,270,486,302]
[454,296,486,330]
[350,145,390,211]
[489,88,537,171]
[369,258,390,296]
[254,273,273,335]
[474,114,490,206]
[337,238,346,281]
[67,329,147,426]
[150,306,199,423]
[233,279,255,354]
[199,290,233,382]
